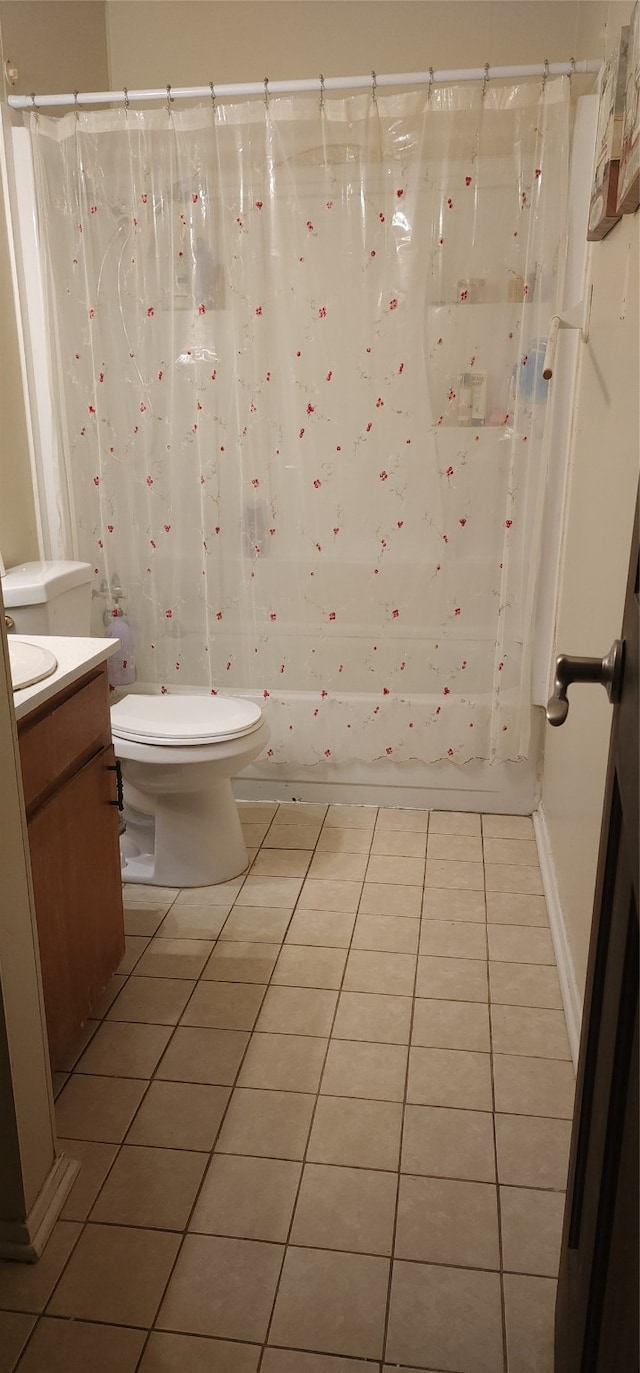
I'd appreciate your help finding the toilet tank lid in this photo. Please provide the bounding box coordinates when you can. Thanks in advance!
[1,560,93,606]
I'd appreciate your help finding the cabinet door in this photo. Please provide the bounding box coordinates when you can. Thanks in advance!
[28,743,125,1068]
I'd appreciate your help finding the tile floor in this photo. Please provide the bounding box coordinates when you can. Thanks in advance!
[0,803,575,1373]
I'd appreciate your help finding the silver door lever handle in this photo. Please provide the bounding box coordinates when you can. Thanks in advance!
[546,640,624,726]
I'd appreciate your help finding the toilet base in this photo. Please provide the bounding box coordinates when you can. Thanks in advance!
[120,777,249,887]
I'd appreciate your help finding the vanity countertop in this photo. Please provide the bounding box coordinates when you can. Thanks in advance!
[11,636,119,722]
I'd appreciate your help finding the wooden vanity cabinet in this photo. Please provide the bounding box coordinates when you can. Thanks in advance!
[17,663,124,1070]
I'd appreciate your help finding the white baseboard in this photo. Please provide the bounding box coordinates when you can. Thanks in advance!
[0,1154,79,1262]
[533,805,583,1067]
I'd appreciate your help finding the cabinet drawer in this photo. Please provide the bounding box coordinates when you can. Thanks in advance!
[19,666,111,814]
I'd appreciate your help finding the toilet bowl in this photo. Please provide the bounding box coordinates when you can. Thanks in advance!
[110,693,270,888]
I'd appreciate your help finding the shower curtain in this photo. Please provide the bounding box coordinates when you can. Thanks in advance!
[28,77,569,767]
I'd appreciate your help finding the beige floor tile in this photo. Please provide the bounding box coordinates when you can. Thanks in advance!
[316,827,373,854]
[483,814,535,841]
[241,821,272,847]
[14,1318,145,1373]
[172,879,246,909]
[495,1115,571,1190]
[359,883,422,919]
[238,1033,328,1092]
[500,1186,565,1277]
[264,1350,375,1372]
[272,944,347,989]
[107,977,195,1026]
[123,884,179,908]
[429,811,482,836]
[307,1096,403,1171]
[91,974,127,1019]
[352,913,419,955]
[298,879,362,913]
[416,955,489,1002]
[156,906,230,939]
[126,1081,230,1151]
[277,802,329,825]
[90,1145,206,1230]
[139,1331,260,1373]
[157,1234,283,1342]
[412,998,490,1052]
[422,887,486,922]
[59,1139,119,1221]
[425,859,484,891]
[396,1174,500,1268]
[156,1026,249,1085]
[375,807,429,833]
[218,907,292,943]
[366,854,425,886]
[371,829,427,858]
[190,1154,301,1242]
[270,1246,389,1360]
[489,961,563,1009]
[264,825,321,851]
[503,1273,556,1373]
[55,1075,147,1143]
[291,1163,397,1256]
[256,985,337,1036]
[408,1046,493,1110]
[238,800,279,822]
[492,1005,571,1060]
[180,981,266,1030]
[75,1021,172,1079]
[320,1039,408,1101]
[493,1055,575,1118]
[487,891,548,926]
[0,1223,80,1314]
[324,805,377,829]
[333,991,413,1045]
[427,833,484,863]
[47,1224,180,1327]
[133,938,214,979]
[308,851,368,882]
[203,941,281,981]
[56,1019,100,1072]
[485,864,544,896]
[343,949,416,996]
[401,1103,495,1182]
[117,936,150,974]
[124,906,167,937]
[483,837,539,867]
[419,919,487,959]
[215,1088,315,1159]
[239,876,303,908]
[251,849,312,878]
[488,925,555,965]
[386,1260,503,1372]
[0,1312,35,1372]
[285,910,356,948]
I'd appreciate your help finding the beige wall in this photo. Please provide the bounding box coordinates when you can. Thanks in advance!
[0,1,109,567]
[106,1,595,89]
[541,1,639,996]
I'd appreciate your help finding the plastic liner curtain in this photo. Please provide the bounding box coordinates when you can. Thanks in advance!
[28,78,569,767]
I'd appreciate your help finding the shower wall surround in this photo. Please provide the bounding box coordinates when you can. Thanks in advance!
[27,79,569,774]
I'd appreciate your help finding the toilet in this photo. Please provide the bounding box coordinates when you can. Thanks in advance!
[111,693,270,887]
[2,560,270,888]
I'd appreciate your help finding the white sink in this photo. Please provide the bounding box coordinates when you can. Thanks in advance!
[8,638,58,691]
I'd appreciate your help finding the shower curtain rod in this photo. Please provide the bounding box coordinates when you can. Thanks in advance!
[8,59,600,110]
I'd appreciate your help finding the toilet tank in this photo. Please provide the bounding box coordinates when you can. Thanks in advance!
[1,561,93,635]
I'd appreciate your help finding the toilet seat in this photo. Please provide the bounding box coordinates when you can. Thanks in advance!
[111,692,263,747]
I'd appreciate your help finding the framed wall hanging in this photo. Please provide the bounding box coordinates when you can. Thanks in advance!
[617,0,639,213]
[588,24,630,240]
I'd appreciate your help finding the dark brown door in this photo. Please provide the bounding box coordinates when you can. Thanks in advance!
[555,499,639,1372]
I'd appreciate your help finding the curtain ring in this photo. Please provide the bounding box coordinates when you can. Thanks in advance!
[73,89,80,120]
[569,56,576,82]
[371,69,378,104]
[209,81,216,113]
[264,77,269,108]
[482,63,490,99]
[319,73,325,111]
[123,87,130,114]
[427,66,435,102]
[29,91,38,114]
[541,58,550,92]
[166,84,172,116]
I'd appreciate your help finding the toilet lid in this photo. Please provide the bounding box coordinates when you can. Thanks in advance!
[110,693,263,745]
